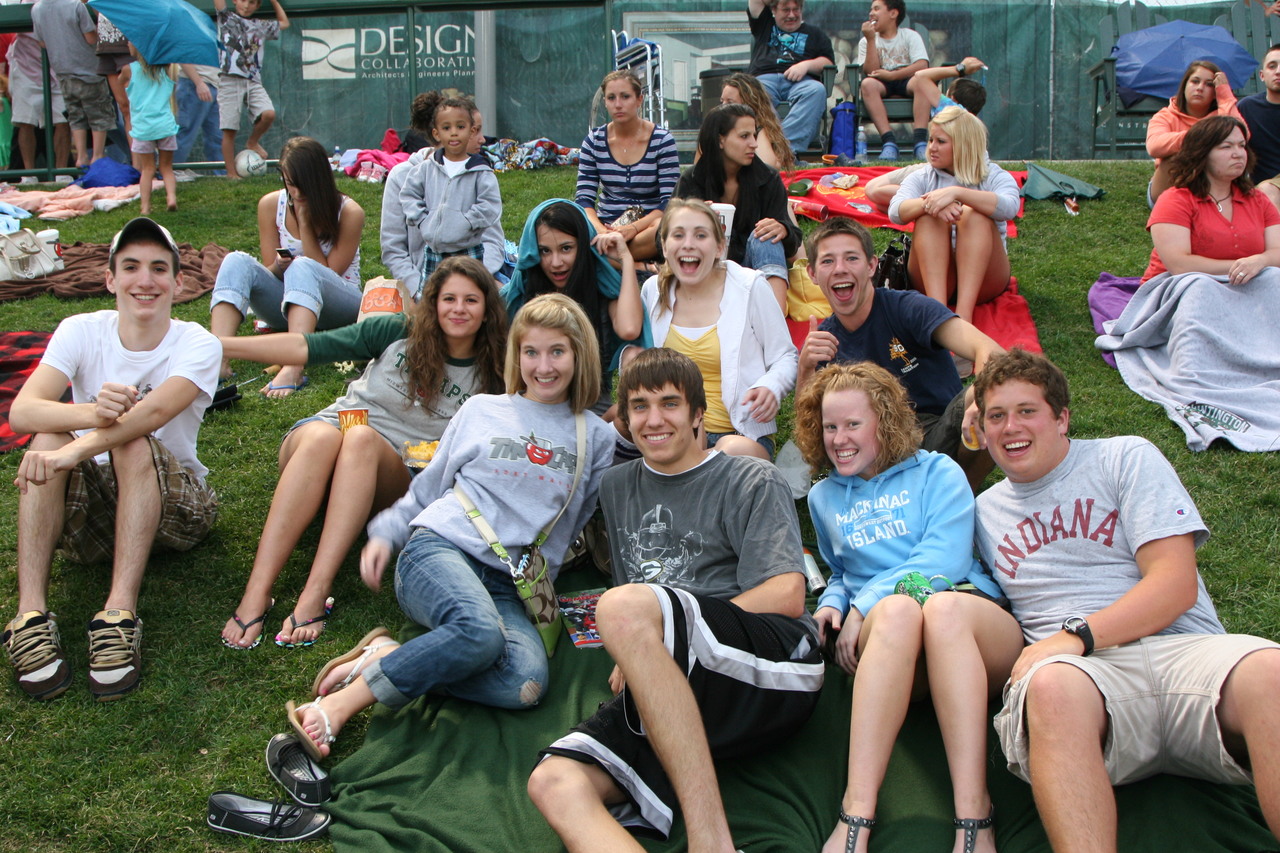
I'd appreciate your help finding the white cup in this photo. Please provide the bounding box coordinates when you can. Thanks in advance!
[709,203,735,259]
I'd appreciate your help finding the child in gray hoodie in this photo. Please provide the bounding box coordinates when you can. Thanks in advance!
[398,94,501,286]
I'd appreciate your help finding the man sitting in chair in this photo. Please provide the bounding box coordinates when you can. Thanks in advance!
[746,0,834,154]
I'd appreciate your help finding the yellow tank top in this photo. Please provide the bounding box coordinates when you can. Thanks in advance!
[666,324,732,433]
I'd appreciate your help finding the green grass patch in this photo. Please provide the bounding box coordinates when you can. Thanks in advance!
[0,163,1277,850]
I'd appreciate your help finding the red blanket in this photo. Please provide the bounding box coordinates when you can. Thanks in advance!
[786,278,1041,357]
[785,166,1026,237]
[0,331,56,452]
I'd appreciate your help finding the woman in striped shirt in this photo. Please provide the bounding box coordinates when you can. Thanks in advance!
[576,70,680,263]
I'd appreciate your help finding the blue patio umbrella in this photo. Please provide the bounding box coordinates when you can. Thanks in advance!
[87,0,219,67]
[1113,20,1257,108]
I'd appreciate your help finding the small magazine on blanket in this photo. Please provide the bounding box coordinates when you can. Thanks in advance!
[557,589,605,648]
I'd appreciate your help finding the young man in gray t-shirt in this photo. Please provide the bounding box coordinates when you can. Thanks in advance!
[972,349,1280,852]
[530,348,825,849]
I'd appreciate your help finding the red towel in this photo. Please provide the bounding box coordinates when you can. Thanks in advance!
[785,166,1026,237]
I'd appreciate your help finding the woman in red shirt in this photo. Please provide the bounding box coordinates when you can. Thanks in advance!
[1145,116,1280,283]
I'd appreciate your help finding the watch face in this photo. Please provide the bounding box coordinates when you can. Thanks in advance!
[1064,616,1086,633]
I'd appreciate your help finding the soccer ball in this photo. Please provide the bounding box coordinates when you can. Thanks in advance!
[235,149,267,178]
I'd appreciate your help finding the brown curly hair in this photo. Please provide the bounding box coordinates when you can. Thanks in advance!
[793,362,922,477]
[972,347,1070,421]
[403,256,508,406]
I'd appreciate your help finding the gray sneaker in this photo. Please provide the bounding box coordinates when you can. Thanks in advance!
[87,609,142,701]
[2,611,72,700]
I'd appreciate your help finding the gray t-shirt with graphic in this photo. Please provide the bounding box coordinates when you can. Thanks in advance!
[304,314,484,457]
[602,451,806,601]
[975,436,1224,643]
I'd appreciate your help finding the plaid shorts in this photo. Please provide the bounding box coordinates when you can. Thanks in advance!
[58,437,217,564]
[420,244,484,286]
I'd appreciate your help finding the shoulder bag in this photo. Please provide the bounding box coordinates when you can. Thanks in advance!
[454,413,587,657]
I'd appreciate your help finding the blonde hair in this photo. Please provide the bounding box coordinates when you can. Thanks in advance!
[930,106,989,187]
[793,362,922,477]
[505,293,602,414]
[654,199,726,316]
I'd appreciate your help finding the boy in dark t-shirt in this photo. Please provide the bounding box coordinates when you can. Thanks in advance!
[798,216,1003,490]
[529,348,824,849]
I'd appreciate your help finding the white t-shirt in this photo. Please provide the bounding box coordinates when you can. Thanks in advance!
[975,437,1224,643]
[40,311,222,481]
[855,27,928,71]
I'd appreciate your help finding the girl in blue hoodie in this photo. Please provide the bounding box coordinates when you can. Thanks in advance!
[795,362,1023,853]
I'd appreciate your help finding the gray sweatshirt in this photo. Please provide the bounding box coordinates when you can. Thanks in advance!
[367,393,617,578]
[398,148,502,255]
[382,148,506,296]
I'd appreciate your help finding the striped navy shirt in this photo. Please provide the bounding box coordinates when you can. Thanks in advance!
[575,124,680,224]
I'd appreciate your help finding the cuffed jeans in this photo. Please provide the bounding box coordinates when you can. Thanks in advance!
[362,529,548,710]
[210,251,361,330]
[757,72,825,153]
[743,231,788,282]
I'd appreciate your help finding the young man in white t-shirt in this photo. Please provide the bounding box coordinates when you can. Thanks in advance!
[4,218,221,702]
[972,348,1280,852]
[856,0,928,160]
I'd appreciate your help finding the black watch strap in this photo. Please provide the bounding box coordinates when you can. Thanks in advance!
[1062,616,1094,656]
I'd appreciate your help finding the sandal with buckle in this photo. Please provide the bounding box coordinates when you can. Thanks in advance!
[275,597,334,649]
[286,697,334,763]
[953,805,994,853]
[837,810,875,853]
[221,599,274,650]
[311,626,395,698]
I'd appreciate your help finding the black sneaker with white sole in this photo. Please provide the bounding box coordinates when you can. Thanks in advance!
[206,791,330,842]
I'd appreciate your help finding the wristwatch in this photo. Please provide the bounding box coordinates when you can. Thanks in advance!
[1062,616,1094,656]
[955,62,967,77]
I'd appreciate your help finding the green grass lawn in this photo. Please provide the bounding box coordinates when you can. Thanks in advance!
[0,162,1277,851]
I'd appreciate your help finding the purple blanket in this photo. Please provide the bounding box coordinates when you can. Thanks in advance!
[1087,272,1143,367]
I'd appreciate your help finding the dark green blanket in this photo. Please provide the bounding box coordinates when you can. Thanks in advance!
[328,615,1277,852]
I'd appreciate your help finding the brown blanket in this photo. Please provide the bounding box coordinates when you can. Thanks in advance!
[0,241,226,303]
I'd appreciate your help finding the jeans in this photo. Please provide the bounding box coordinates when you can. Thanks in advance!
[210,251,361,330]
[175,77,222,165]
[361,529,548,710]
[743,231,788,283]
[757,72,826,153]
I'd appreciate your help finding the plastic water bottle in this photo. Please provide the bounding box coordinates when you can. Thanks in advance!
[854,128,868,162]
[330,145,342,171]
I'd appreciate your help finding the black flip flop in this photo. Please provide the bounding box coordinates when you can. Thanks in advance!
[206,790,329,841]
[266,733,331,806]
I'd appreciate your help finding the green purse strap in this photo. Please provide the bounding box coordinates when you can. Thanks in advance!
[454,413,587,575]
